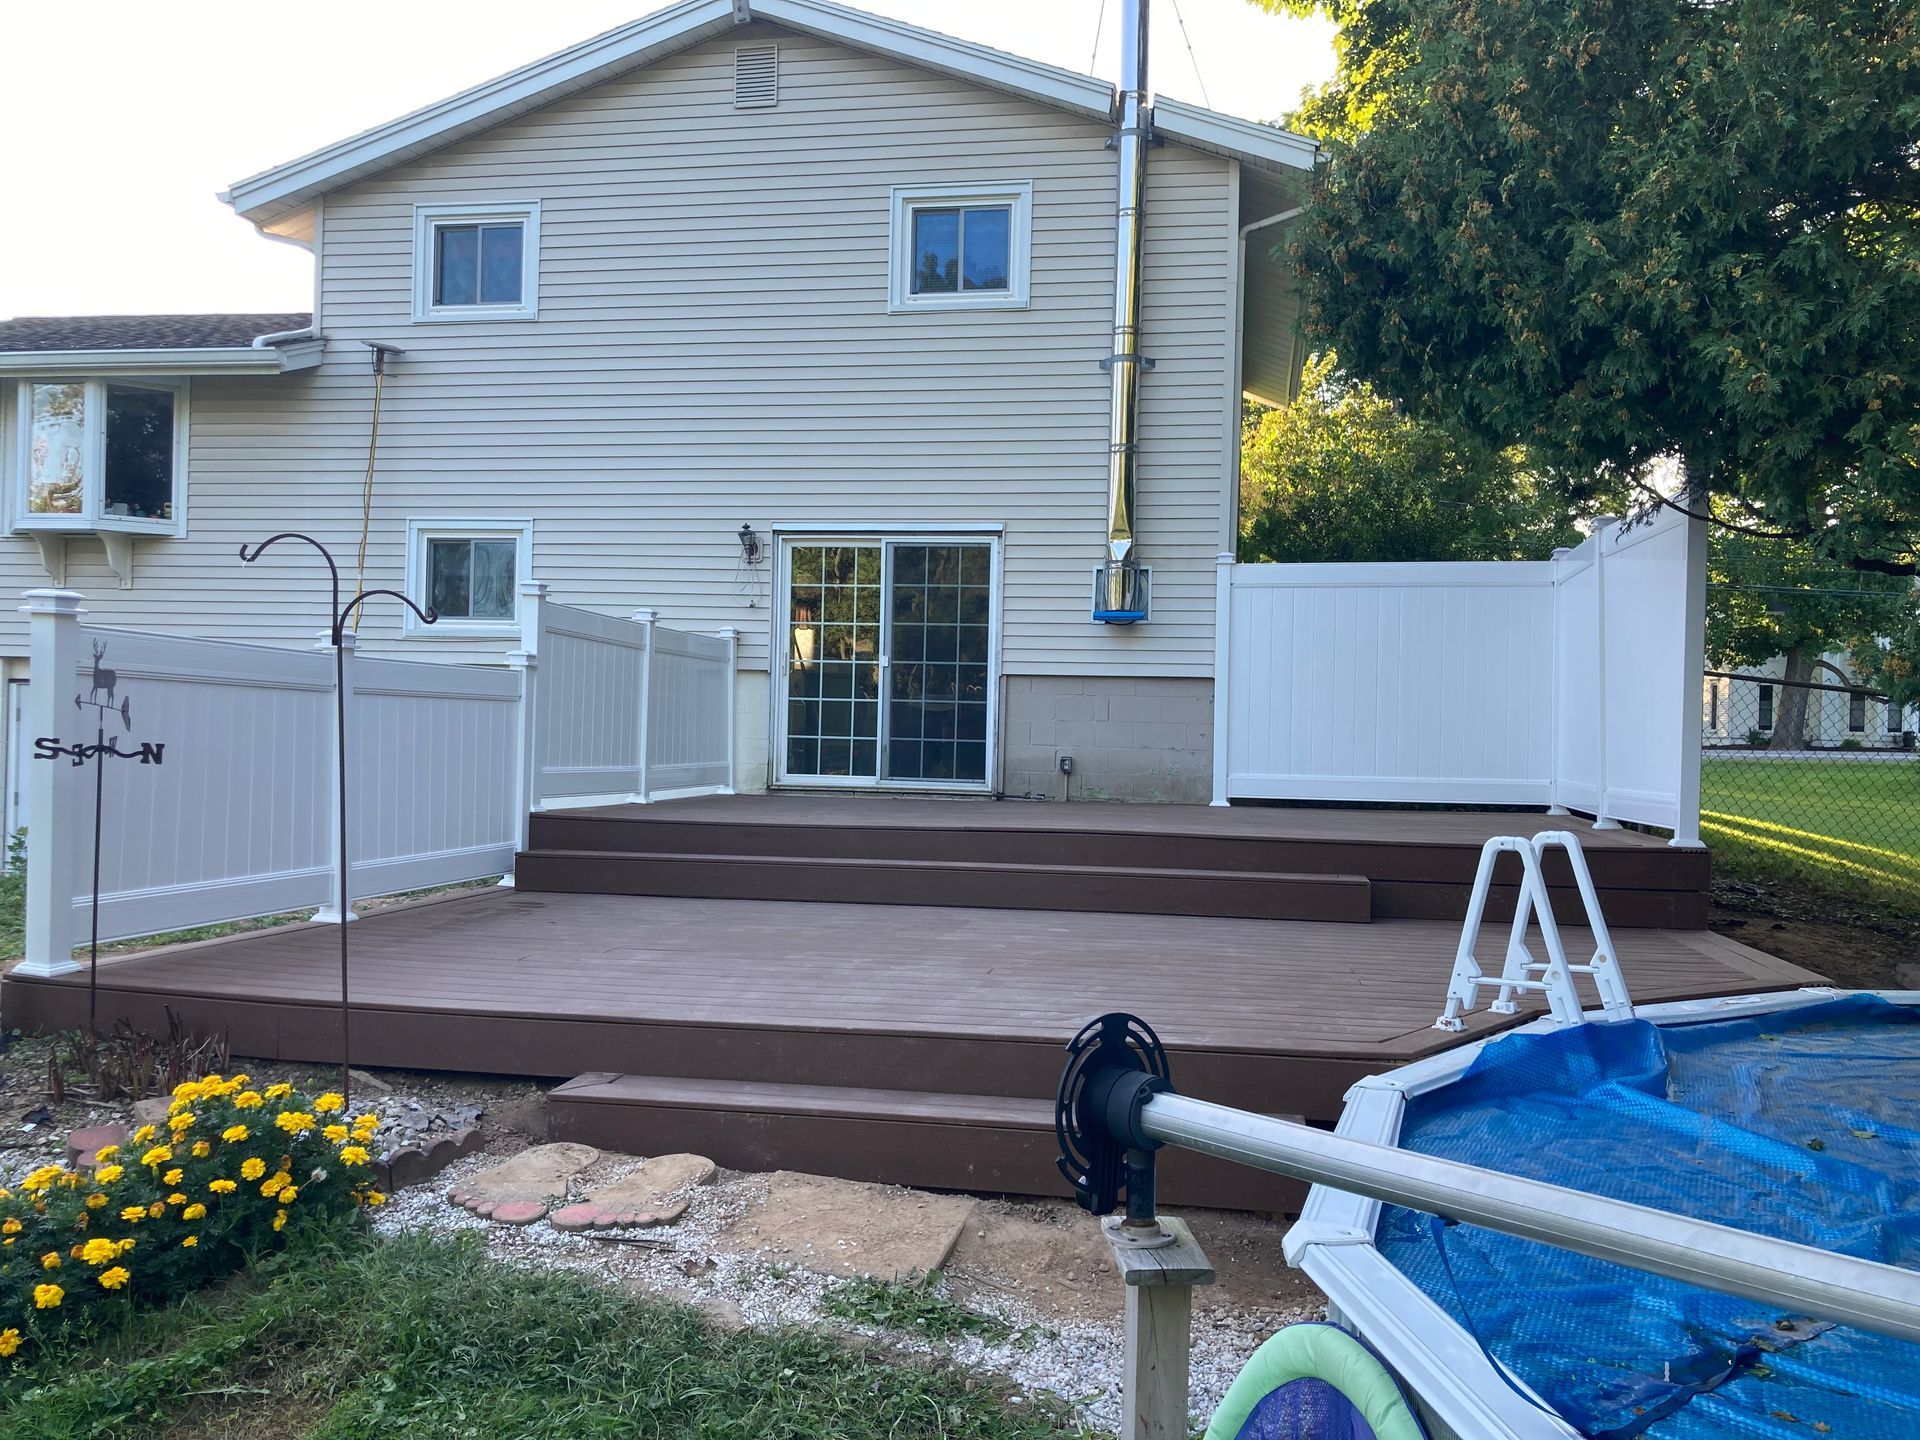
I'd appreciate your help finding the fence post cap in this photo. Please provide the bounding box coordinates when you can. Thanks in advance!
[518,579,550,598]
[717,626,740,639]
[335,631,359,653]
[504,649,536,669]
[19,588,85,616]
[1215,552,1236,567]
[631,608,660,624]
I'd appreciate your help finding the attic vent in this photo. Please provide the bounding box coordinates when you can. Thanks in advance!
[734,45,779,109]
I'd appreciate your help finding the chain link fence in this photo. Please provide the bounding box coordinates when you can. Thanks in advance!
[1701,672,1920,910]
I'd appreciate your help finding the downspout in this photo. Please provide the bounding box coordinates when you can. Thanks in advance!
[1095,0,1152,624]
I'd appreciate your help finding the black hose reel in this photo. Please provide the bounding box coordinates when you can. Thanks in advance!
[1055,1012,1178,1240]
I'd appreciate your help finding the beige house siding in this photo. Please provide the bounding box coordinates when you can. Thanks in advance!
[0,24,1235,694]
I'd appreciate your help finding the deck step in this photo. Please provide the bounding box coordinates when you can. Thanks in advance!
[547,1072,1304,1212]
[512,849,1372,922]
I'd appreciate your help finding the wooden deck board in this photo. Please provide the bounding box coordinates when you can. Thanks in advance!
[4,889,1816,1072]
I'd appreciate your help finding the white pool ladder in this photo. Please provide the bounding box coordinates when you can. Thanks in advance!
[1435,830,1636,1031]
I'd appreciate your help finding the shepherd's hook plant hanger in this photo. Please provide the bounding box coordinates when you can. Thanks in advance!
[239,532,436,1104]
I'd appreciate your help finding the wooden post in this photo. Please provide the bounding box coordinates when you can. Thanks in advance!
[18,589,87,977]
[1105,1216,1216,1440]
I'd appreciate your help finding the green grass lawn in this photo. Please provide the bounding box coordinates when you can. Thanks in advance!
[1701,756,1920,912]
[0,1233,1082,1440]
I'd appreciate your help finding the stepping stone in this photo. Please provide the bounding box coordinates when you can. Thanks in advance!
[548,1152,716,1231]
[717,1171,977,1280]
[448,1142,600,1222]
[67,1123,130,1169]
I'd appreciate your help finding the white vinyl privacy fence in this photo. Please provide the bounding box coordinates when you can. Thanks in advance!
[18,584,736,977]
[1213,509,1707,842]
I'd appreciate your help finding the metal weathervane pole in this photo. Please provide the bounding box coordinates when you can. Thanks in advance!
[240,534,435,1104]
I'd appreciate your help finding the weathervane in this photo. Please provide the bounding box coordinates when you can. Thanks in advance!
[33,639,168,1029]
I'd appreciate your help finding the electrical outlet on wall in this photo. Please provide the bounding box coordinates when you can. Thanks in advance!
[1058,754,1074,775]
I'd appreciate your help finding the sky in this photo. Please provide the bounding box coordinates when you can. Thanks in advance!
[0,1,1334,319]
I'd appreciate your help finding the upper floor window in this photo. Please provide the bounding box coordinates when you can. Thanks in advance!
[412,203,540,321]
[889,183,1032,313]
[404,517,532,636]
[13,379,185,534]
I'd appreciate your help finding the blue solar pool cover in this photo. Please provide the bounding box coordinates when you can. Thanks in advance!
[1376,995,1920,1439]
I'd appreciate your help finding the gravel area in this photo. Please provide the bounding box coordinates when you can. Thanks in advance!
[373,1147,1322,1432]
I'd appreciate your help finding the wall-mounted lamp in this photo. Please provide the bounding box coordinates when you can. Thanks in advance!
[738,524,765,566]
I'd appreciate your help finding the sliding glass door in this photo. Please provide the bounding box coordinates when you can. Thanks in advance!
[779,538,995,788]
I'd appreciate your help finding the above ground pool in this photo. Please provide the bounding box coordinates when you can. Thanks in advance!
[1286,990,1920,1440]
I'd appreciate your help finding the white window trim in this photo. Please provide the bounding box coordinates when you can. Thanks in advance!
[888,181,1032,313]
[404,516,534,636]
[411,202,541,323]
[10,378,189,538]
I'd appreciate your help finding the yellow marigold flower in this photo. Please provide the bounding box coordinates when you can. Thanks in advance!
[39,1251,60,1270]
[69,1243,84,1259]
[131,1125,158,1145]
[240,1158,266,1181]
[97,1266,130,1290]
[92,1144,120,1162]
[365,1191,387,1207]
[32,1284,62,1309]
[173,1078,204,1101]
[222,1125,250,1144]
[339,1146,370,1167]
[147,1201,165,1218]
[140,1146,173,1168]
[276,1186,299,1204]
[182,1203,206,1222]
[274,1111,315,1136]
[82,1238,119,1265]
[119,1206,146,1224]
[94,1164,124,1185]
[209,1179,237,1195]
[313,1092,345,1114]
[264,1083,293,1101]
[191,1141,211,1159]
[354,1113,378,1128]
[85,1193,108,1209]
[323,1124,349,1143]
[3,1237,14,1248]
[0,1219,20,1235]
[0,1328,20,1358]
[117,1238,135,1255]
[181,1236,198,1249]
[261,1173,291,1198]
[234,1092,264,1110]
[272,1210,288,1232]
[163,1169,183,1186]
[166,1192,188,1206]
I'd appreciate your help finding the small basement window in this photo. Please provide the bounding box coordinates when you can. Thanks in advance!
[889,183,1032,312]
[13,378,186,533]
[405,518,532,635]
[412,203,540,321]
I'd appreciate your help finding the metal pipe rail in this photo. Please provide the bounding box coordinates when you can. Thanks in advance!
[1140,1092,1920,1346]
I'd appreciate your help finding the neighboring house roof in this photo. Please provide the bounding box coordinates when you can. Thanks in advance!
[223,0,1316,231]
[0,314,322,377]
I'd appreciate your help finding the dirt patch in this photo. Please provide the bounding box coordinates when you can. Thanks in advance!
[1711,878,1920,990]
[720,1170,977,1279]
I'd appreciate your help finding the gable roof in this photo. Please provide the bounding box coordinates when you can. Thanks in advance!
[224,0,1315,231]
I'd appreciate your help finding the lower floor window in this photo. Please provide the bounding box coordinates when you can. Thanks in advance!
[404,518,531,634]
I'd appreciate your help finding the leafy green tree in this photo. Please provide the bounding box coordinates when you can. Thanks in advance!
[1239,354,1602,561]
[1708,524,1912,746]
[1252,0,1920,575]
[1848,597,1920,718]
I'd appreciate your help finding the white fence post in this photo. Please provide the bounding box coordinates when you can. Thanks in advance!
[1211,553,1233,806]
[1590,518,1620,829]
[312,630,357,924]
[632,608,658,804]
[718,626,739,794]
[1671,515,1708,848]
[504,580,549,879]
[18,589,87,977]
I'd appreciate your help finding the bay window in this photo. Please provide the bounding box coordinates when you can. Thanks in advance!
[16,378,185,532]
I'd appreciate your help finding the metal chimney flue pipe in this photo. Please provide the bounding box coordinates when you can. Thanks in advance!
[1099,0,1151,623]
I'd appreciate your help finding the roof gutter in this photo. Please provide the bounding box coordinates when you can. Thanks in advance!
[1095,0,1152,625]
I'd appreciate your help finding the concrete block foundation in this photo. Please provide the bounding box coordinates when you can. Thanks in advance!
[999,675,1213,803]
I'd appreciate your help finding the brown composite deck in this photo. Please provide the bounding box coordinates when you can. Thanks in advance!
[3,886,1812,1088]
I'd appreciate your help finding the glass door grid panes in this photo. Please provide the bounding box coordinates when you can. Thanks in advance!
[781,539,993,787]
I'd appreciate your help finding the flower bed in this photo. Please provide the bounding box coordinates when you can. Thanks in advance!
[0,1075,385,1365]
